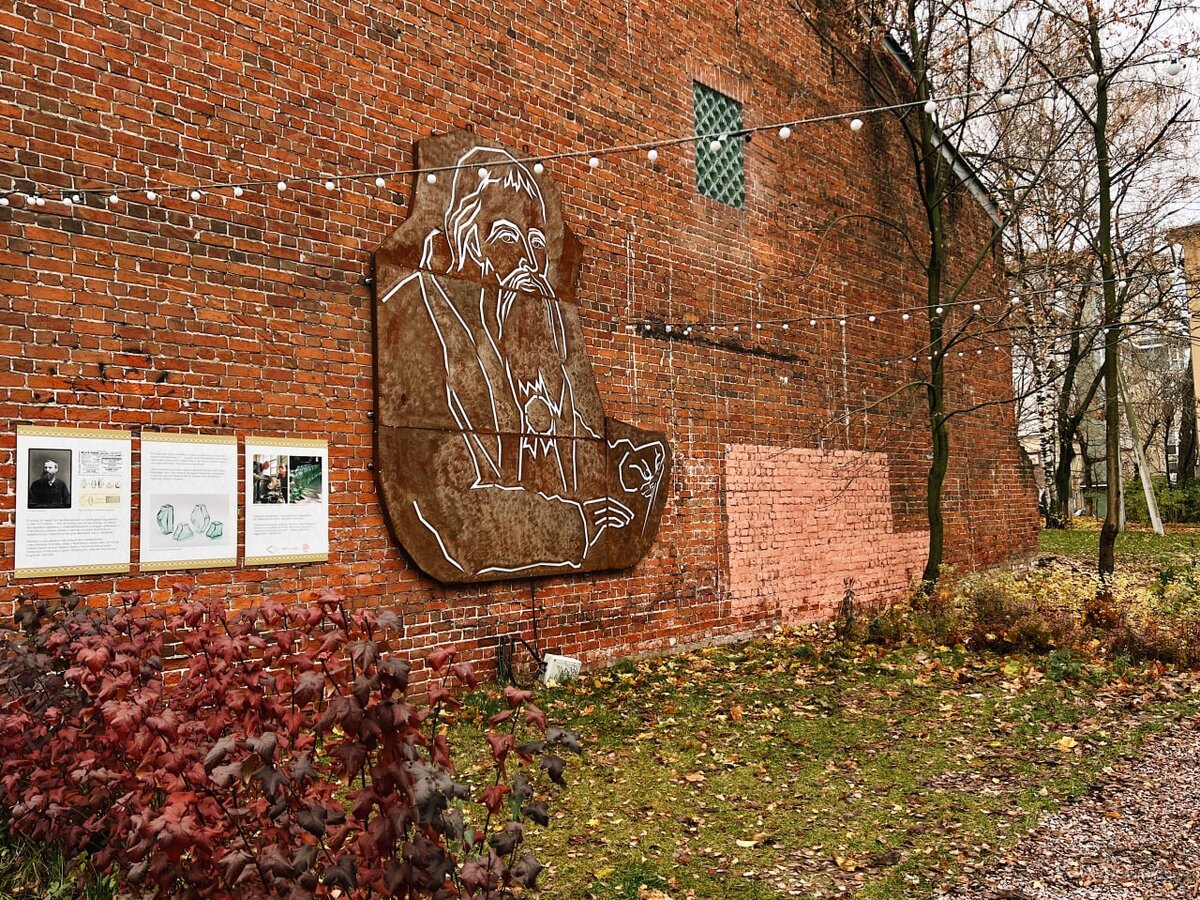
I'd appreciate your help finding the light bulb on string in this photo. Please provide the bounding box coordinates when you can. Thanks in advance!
[999,91,1016,107]
[868,315,876,322]
[190,189,202,201]
[733,325,740,332]
[647,148,659,162]
[62,195,73,206]
[1085,73,1099,87]
[325,179,336,190]
[1166,59,1183,77]
[839,318,847,326]
[233,186,244,197]
[375,176,386,188]
[935,306,944,315]
[0,196,8,207]
[426,173,438,184]
[924,99,937,114]
[588,157,600,169]
[972,303,981,312]
[809,319,816,326]
[902,313,910,321]
[108,194,119,205]
[782,322,789,330]
[533,162,545,174]
[276,180,288,192]
[35,195,46,206]
[778,126,792,140]
[849,118,864,131]
[478,168,490,180]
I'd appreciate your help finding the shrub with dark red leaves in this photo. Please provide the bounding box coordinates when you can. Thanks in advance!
[0,586,578,898]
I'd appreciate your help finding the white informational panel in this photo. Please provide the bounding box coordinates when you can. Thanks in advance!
[140,432,238,571]
[244,436,329,566]
[15,425,133,579]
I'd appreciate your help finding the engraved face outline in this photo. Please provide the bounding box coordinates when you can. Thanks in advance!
[479,204,551,295]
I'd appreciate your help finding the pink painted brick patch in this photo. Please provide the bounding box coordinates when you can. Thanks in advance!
[724,445,928,624]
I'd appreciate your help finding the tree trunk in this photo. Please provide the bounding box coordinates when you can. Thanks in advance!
[1180,358,1197,487]
[1050,430,1076,528]
[924,362,949,584]
[1089,10,1120,582]
[910,19,949,588]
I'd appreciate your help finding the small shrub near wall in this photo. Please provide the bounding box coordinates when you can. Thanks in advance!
[862,563,1200,670]
[0,587,577,898]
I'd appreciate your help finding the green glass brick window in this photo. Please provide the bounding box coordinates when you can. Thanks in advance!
[693,82,745,208]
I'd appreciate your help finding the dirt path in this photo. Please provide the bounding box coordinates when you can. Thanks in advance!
[938,717,1200,900]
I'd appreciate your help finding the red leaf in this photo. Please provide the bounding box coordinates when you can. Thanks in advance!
[427,682,461,710]
[78,646,110,673]
[503,685,532,709]
[523,704,547,731]
[487,731,514,767]
[431,733,452,770]
[479,783,511,814]
[427,647,455,672]
[451,661,478,688]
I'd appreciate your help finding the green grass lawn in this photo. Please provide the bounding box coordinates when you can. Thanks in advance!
[452,632,1200,899]
[1039,525,1200,568]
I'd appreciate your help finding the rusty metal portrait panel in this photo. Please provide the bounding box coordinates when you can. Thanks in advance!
[373,131,671,583]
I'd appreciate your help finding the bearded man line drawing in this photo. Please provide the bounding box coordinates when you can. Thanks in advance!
[373,132,671,583]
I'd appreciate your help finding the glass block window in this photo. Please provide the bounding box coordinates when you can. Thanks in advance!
[693,82,745,208]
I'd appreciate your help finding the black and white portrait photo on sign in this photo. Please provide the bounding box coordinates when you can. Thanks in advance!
[26,448,71,509]
[15,425,132,579]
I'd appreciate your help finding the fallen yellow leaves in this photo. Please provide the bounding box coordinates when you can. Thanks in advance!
[1053,736,1080,752]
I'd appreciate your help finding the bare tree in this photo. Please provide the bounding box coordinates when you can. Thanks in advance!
[994,0,1195,577]
[799,0,1066,585]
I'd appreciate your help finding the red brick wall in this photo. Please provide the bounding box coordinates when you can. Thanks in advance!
[0,0,1038,669]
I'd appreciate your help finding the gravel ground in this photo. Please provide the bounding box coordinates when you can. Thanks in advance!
[939,717,1200,900]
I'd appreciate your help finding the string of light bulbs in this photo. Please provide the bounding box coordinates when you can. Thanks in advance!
[730,311,1188,390]
[616,267,1176,335]
[0,52,1192,210]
